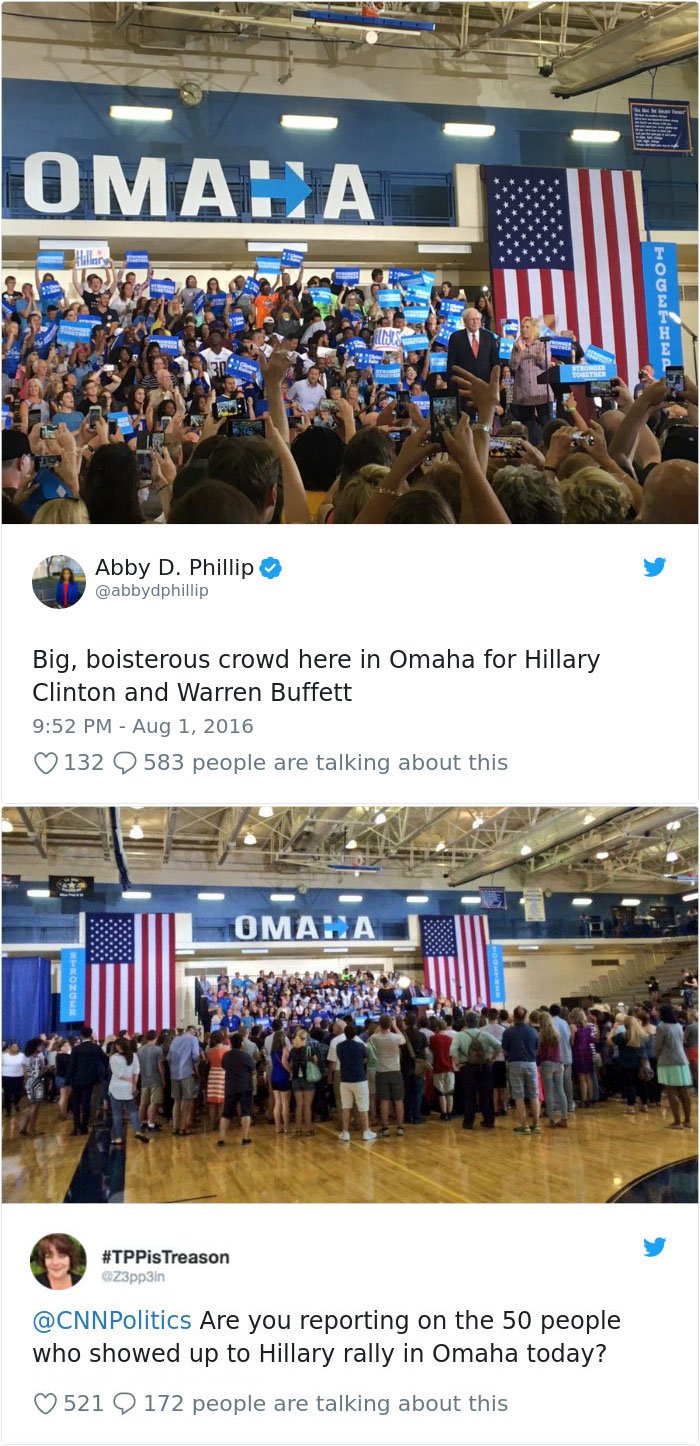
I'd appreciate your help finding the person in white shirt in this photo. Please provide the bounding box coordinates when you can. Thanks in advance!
[2,1043,26,1136]
[287,366,326,415]
[108,1039,149,1146]
[200,330,233,382]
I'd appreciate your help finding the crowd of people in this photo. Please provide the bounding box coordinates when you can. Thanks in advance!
[2,258,697,525]
[3,967,697,1149]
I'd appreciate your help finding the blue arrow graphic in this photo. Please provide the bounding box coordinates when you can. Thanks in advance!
[250,163,311,214]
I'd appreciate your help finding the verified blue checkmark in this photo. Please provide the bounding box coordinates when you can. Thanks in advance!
[259,556,282,580]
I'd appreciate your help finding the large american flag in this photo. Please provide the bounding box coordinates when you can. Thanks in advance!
[420,914,492,1006]
[486,164,648,386]
[84,913,176,1038]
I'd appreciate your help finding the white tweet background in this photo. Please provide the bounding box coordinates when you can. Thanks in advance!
[1,525,697,803]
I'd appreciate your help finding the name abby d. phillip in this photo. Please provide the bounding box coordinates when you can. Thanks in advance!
[95,557,255,580]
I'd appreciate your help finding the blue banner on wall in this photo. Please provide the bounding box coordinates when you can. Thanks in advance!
[60,946,86,1023]
[629,99,693,155]
[487,944,506,1005]
[641,241,683,377]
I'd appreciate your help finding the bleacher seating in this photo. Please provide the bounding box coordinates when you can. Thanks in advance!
[577,939,698,1007]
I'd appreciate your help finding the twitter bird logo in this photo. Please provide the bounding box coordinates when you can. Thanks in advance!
[643,1237,666,1257]
[644,557,666,577]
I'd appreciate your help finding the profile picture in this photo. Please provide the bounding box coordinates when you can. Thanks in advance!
[30,1233,86,1291]
[31,556,86,610]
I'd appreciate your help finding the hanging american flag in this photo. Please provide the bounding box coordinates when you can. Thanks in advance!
[84,913,176,1038]
[420,914,492,1006]
[485,164,649,386]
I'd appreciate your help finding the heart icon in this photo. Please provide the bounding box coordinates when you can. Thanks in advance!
[34,1395,57,1415]
[33,753,58,775]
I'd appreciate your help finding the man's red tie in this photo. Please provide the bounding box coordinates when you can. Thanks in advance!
[471,333,479,358]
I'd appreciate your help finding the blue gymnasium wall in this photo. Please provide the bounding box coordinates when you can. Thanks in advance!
[2,883,695,947]
[2,80,697,230]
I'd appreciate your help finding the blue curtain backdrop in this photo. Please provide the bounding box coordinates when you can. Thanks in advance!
[1,956,51,1045]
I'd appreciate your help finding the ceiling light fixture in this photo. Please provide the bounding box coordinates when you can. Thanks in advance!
[258,805,274,818]
[666,851,679,863]
[270,893,295,902]
[128,824,144,840]
[406,894,429,904]
[461,895,481,905]
[596,850,609,860]
[443,122,496,138]
[27,888,50,899]
[572,897,593,906]
[110,104,173,122]
[338,894,363,903]
[1,818,13,832]
[122,890,152,900]
[682,891,698,902]
[243,832,257,846]
[373,811,387,825]
[435,840,446,853]
[621,898,640,907]
[520,844,532,857]
[198,892,225,901]
[280,114,338,130]
[345,838,358,850]
[570,128,620,144]
[666,819,681,831]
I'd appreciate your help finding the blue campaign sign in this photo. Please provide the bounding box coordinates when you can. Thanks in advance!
[192,289,205,312]
[480,887,507,911]
[629,98,693,155]
[243,277,260,297]
[429,352,447,373]
[377,288,402,307]
[256,255,280,275]
[558,362,608,383]
[583,344,616,374]
[420,270,436,286]
[402,333,430,352]
[500,317,519,338]
[309,286,332,307]
[34,323,58,354]
[440,299,464,318]
[281,248,305,268]
[108,411,133,435]
[37,251,65,269]
[641,241,683,376]
[403,305,430,324]
[499,336,514,361]
[487,944,506,1006]
[412,393,430,415]
[2,407,12,429]
[153,335,181,354]
[4,340,21,375]
[40,281,64,300]
[2,296,14,318]
[548,336,575,360]
[125,251,149,268]
[226,354,261,383]
[150,278,177,299]
[374,364,402,384]
[60,946,86,1023]
[357,349,384,369]
[436,323,458,346]
[207,294,227,315]
[388,268,421,285]
[228,310,247,332]
[334,267,360,286]
[404,284,431,303]
[57,317,101,345]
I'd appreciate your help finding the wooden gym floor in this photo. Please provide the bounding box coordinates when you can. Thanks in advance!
[3,1100,696,1205]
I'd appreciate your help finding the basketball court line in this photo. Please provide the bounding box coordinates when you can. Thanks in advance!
[315,1123,472,1204]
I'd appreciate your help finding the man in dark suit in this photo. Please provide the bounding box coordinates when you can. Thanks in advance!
[66,1027,108,1135]
[447,307,500,392]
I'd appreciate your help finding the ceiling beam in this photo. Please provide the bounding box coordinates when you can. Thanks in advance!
[162,806,179,864]
[17,808,47,860]
[217,808,250,865]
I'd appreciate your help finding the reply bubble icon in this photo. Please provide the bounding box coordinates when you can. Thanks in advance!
[113,752,137,775]
[113,1394,136,1414]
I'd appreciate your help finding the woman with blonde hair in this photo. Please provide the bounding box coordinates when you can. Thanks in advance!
[509,316,550,441]
[617,1014,649,1115]
[32,499,90,524]
[571,1008,595,1106]
[536,1010,568,1127]
[288,1027,321,1137]
[560,468,633,524]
